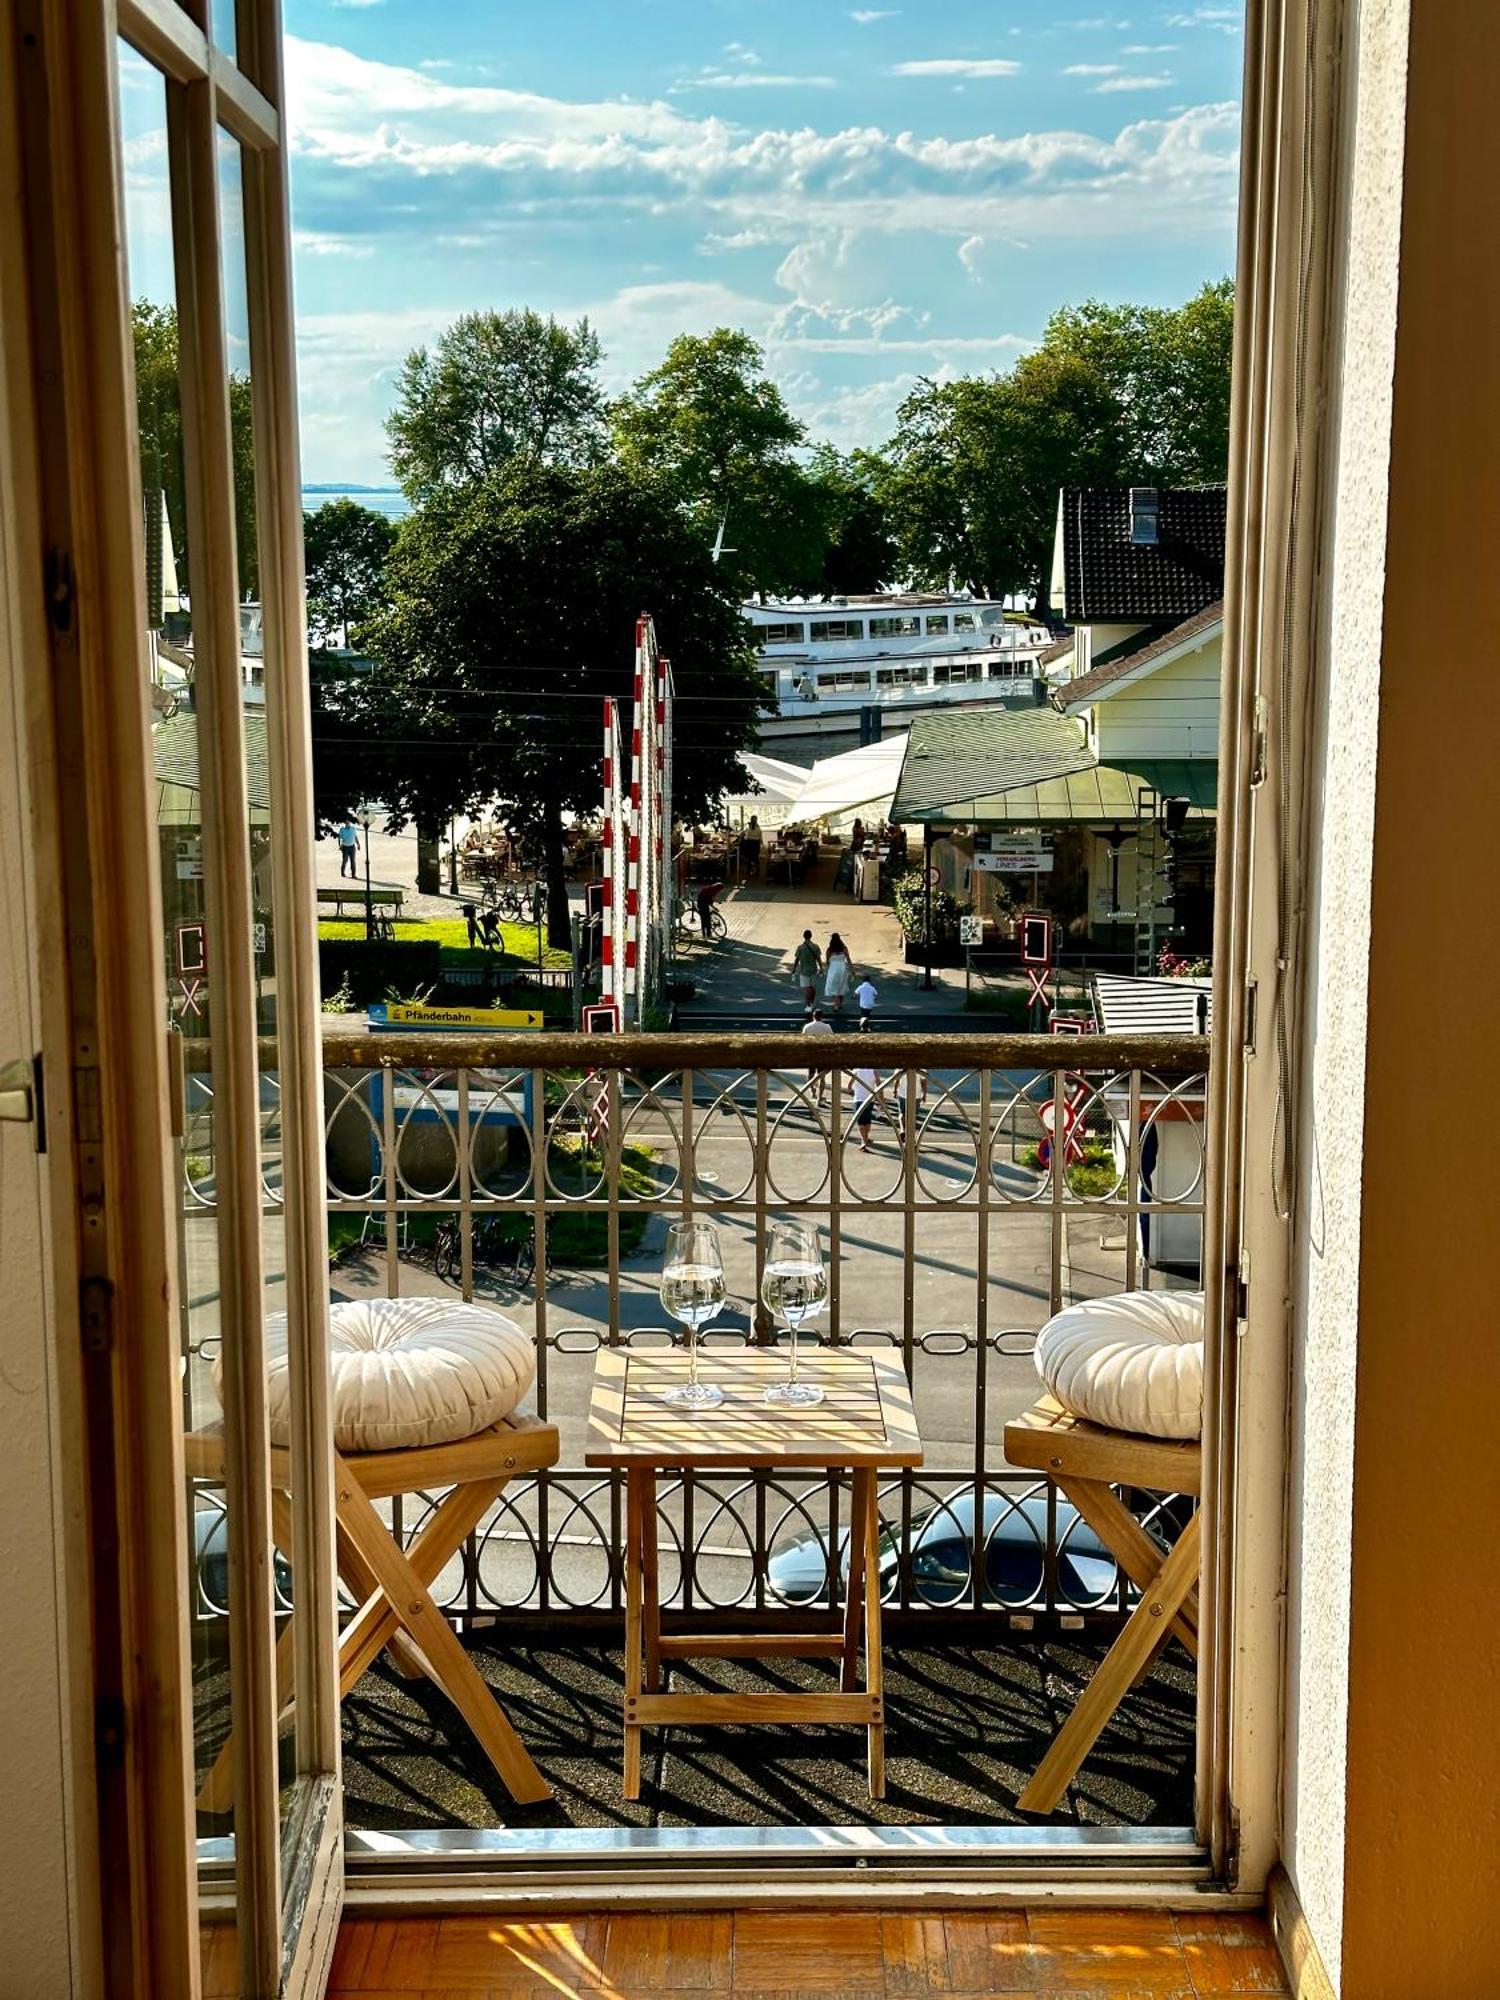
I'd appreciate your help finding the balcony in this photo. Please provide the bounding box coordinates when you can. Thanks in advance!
[183,1031,1208,1842]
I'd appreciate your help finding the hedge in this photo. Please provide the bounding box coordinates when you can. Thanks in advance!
[319,938,443,1005]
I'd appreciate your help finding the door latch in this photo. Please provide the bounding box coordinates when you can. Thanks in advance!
[0,1055,45,1152]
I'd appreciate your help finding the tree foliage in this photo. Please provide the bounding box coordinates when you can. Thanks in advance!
[878,280,1234,606]
[386,309,607,503]
[1042,279,1234,485]
[133,300,257,601]
[808,447,899,596]
[612,329,829,594]
[316,462,764,943]
[303,498,397,647]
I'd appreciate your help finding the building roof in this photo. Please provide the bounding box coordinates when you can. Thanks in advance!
[1056,602,1224,712]
[154,705,271,810]
[1054,484,1227,623]
[890,706,1217,825]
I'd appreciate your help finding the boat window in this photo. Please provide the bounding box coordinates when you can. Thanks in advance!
[987,658,1026,680]
[925,614,951,635]
[877,664,929,687]
[933,661,983,686]
[953,611,978,632]
[809,618,865,641]
[979,607,1008,629]
[869,614,921,638]
[760,621,806,644]
[816,670,871,692]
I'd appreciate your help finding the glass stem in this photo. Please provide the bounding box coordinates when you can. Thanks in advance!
[688,1321,699,1388]
[788,1317,798,1384]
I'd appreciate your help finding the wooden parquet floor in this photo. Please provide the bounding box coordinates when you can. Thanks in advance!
[296,1905,1290,1999]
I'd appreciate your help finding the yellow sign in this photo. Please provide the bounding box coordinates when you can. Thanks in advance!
[376,1002,544,1031]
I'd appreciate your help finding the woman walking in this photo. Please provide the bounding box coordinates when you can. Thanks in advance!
[823,931,852,1012]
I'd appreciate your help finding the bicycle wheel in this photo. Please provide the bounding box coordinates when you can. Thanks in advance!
[709,907,729,940]
[433,1220,460,1284]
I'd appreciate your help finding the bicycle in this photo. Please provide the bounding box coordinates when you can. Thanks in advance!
[676,882,728,943]
[433,1213,540,1289]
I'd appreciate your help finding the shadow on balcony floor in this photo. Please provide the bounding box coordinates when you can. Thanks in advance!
[332,1635,1194,1831]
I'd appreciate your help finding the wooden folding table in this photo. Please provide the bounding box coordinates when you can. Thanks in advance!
[586,1347,923,1800]
[186,1412,560,1811]
[1003,1394,1201,1814]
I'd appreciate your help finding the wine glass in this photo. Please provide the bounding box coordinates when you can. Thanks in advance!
[659,1219,727,1409]
[760,1219,829,1408]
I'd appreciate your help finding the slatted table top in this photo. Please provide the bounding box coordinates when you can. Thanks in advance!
[585,1347,923,1470]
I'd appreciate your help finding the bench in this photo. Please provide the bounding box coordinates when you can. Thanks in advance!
[317,884,405,934]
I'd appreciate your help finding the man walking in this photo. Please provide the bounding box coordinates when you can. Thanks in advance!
[849,1022,888,1151]
[800,1005,835,1106]
[791,929,822,1012]
[338,816,360,879]
[855,974,878,1022]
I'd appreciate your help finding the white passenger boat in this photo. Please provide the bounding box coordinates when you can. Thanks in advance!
[746,593,1053,739]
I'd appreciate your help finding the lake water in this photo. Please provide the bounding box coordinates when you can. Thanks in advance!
[302,487,411,520]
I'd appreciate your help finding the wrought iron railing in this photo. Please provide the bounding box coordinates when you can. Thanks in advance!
[182,1030,1208,1630]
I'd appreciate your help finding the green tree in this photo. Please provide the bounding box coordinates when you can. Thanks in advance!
[807,446,898,596]
[879,352,1123,605]
[1041,280,1235,484]
[133,300,257,601]
[612,328,829,594]
[321,462,764,945]
[303,499,397,647]
[386,309,607,502]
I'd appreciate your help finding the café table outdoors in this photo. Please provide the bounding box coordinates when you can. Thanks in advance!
[585,1346,923,1800]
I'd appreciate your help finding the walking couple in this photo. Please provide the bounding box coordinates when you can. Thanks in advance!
[791,929,876,1018]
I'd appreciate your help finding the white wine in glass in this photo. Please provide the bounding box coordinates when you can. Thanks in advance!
[659,1219,727,1409]
[760,1220,829,1407]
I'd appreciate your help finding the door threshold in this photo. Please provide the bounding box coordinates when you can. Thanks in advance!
[341,1823,1233,1910]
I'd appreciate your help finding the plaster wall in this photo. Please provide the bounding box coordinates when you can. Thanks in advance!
[1278,0,1410,1981]
[1336,0,1500,1984]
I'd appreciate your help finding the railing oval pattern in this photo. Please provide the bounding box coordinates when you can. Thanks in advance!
[184,1032,1207,1630]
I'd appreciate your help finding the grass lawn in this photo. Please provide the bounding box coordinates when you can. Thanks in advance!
[317,915,571,970]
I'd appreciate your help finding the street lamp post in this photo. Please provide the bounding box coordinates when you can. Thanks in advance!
[362,806,374,942]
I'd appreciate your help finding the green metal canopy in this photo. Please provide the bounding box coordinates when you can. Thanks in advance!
[890,705,1217,826]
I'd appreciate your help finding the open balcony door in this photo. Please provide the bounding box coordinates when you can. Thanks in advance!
[0,0,341,1992]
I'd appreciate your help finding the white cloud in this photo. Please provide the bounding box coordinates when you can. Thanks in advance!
[330,0,385,9]
[849,9,900,21]
[1164,6,1241,27]
[1122,42,1178,53]
[890,58,1023,78]
[957,234,985,280]
[672,71,837,92]
[1064,63,1121,75]
[1092,72,1176,91]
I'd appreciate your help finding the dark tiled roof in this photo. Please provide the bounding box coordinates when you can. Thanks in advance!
[1058,485,1227,622]
[891,708,1094,821]
[1056,602,1224,712]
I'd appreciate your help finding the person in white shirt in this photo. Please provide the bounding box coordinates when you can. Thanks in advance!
[800,1006,835,1105]
[855,976,878,1020]
[849,1020,886,1149]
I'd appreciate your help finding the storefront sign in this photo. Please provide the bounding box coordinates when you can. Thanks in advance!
[975,841,1053,874]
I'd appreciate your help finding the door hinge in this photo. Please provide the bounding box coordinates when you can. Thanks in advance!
[0,1053,45,1152]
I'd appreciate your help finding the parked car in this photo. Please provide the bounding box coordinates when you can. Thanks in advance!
[767,1488,1188,1609]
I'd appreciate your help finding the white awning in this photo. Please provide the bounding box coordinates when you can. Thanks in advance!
[1092,973,1213,1035]
[790,734,910,827]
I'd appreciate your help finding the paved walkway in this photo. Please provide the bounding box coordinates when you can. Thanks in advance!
[675,851,965,1026]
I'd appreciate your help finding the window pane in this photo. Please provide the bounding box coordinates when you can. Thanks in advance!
[118,35,237,1978]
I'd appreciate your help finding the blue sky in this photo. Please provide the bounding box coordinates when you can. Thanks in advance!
[234,2,1244,479]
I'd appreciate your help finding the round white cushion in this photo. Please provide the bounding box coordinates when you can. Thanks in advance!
[1033,1290,1204,1440]
[223,1298,536,1453]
